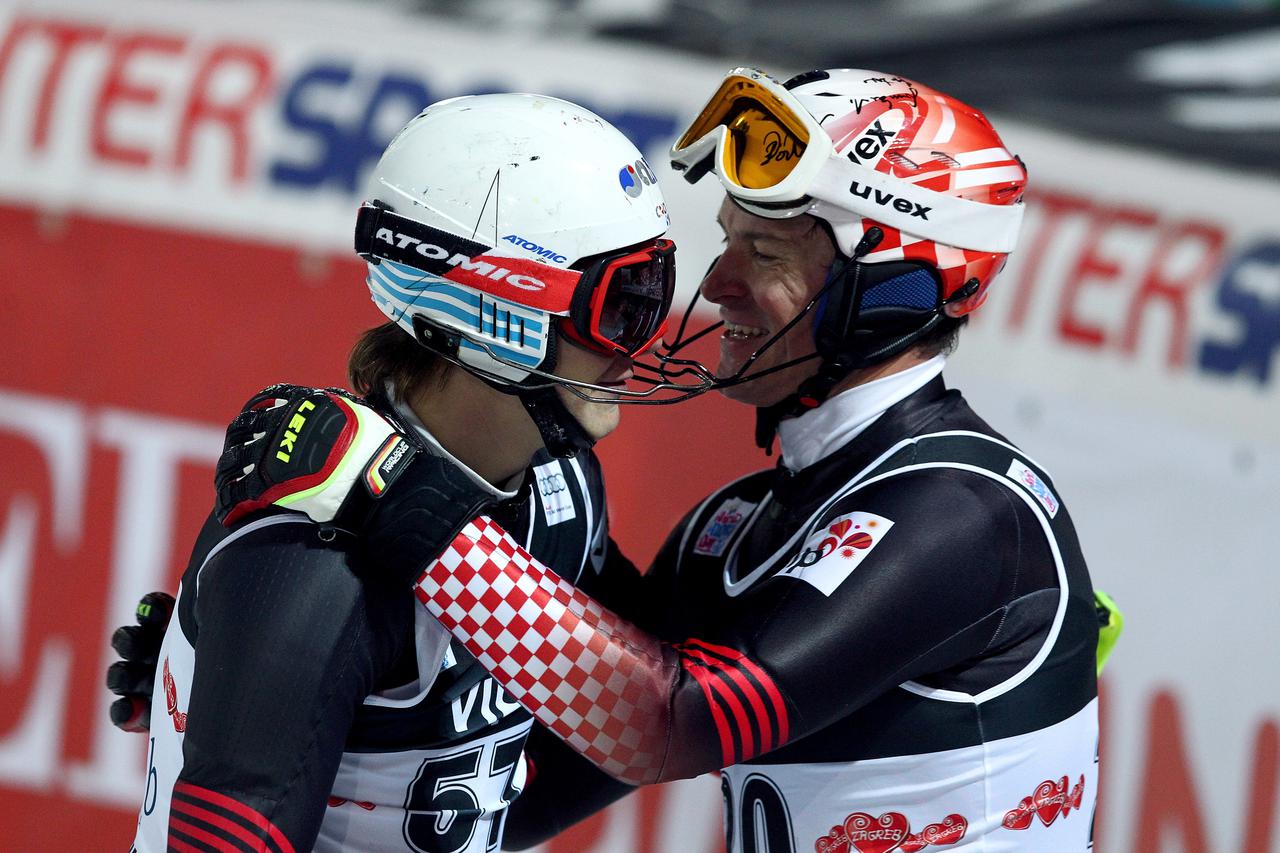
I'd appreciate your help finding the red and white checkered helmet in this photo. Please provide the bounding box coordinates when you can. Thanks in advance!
[671,67,1027,314]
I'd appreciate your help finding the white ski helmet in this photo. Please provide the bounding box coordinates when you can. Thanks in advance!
[359,93,675,385]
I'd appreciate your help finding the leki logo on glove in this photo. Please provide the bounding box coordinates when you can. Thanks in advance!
[778,511,893,596]
[276,399,317,463]
[814,809,967,852]
[162,657,187,733]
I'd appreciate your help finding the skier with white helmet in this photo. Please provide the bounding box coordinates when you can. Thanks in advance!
[124,92,678,853]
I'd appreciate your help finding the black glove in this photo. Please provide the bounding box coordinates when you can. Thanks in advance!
[215,383,422,528]
[213,383,500,586]
[106,591,174,733]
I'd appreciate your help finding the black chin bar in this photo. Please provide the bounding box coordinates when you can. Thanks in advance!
[416,322,821,408]
[411,226,884,406]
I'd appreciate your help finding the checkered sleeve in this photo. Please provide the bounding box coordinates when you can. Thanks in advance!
[413,517,790,785]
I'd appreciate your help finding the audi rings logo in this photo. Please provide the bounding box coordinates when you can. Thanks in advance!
[533,460,577,527]
[538,472,567,497]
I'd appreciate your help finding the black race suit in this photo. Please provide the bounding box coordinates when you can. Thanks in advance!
[130,435,611,853]
[505,371,1100,853]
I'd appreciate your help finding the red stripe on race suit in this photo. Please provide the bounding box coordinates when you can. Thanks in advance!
[680,661,739,767]
[173,782,295,853]
[678,643,774,757]
[170,797,268,852]
[169,814,244,853]
[681,638,790,746]
[687,658,756,759]
[414,516,790,785]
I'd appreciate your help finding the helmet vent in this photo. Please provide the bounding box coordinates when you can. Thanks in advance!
[783,69,830,89]
[885,152,920,171]
[930,152,961,168]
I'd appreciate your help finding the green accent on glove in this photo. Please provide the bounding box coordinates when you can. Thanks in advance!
[1094,589,1124,675]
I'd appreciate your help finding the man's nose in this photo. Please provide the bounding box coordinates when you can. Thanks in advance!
[698,253,743,305]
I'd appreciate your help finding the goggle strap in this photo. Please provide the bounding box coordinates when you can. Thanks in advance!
[805,158,1025,254]
[355,203,491,268]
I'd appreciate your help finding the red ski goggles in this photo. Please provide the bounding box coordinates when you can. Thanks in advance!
[560,239,676,358]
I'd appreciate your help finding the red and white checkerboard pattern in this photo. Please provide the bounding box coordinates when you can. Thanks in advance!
[414,516,676,785]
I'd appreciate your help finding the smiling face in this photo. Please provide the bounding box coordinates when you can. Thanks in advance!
[552,334,634,442]
[700,197,837,407]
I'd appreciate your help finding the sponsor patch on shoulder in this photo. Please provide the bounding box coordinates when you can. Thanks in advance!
[533,460,576,527]
[777,511,894,596]
[1007,459,1059,518]
[693,497,757,557]
[364,436,417,497]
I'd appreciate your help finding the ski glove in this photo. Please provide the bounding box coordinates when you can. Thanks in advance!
[214,383,499,587]
[1094,589,1124,675]
[215,384,420,528]
[106,591,174,733]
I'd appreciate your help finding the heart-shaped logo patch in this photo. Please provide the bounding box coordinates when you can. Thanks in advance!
[1003,796,1035,830]
[1034,776,1070,826]
[814,827,851,853]
[843,812,910,853]
[921,814,967,845]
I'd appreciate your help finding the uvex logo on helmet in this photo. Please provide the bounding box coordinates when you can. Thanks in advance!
[842,118,896,165]
[373,227,548,291]
[847,182,932,220]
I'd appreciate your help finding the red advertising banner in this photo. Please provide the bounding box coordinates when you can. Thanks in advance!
[0,201,756,850]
